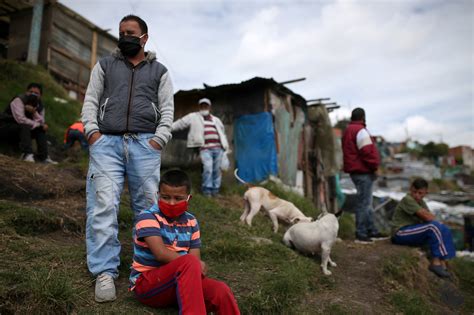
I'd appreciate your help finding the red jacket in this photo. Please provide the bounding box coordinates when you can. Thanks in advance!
[342,121,380,174]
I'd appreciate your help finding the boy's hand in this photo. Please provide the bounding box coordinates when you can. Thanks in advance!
[200,260,208,276]
[42,123,48,132]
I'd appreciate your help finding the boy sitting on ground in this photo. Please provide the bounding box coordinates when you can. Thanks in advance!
[391,178,455,278]
[129,169,240,314]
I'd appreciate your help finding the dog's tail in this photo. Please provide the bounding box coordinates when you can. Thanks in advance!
[234,168,254,187]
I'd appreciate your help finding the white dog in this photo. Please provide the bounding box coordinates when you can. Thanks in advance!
[235,169,313,233]
[283,212,339,275]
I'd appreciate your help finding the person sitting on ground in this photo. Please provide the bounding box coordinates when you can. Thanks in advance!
[391,178,455,278]
[63,120,88,151]
[129,169,240,314]
[0,83,57,164]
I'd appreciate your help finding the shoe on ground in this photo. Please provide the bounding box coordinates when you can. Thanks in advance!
[44,156,58,164]
[369,232,390,241]
[21,153,35,163]
[95,273,116,302]
[429,265,451,278]
[354,236,374,244]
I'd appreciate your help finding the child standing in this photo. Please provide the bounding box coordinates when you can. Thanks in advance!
[391,178,455,278]
[129,169,240,314]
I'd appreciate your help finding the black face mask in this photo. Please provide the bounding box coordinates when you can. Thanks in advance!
[118,34,145,57]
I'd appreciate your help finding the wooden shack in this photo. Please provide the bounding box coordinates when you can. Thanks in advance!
[4,0,117,100]
[162,77,309,193]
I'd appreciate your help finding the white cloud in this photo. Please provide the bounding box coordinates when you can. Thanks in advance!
[59,0,473,147]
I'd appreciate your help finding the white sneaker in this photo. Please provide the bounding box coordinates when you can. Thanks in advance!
[95,273,116,303]
[44,156,58,165]
[21,153,35,163]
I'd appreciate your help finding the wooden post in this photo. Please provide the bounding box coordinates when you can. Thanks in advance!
[90,30,98,69]
[27,0,44,65]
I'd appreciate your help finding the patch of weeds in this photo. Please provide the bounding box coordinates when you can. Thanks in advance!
[8,267,79,314]
[451,258,474,312]
[316,273,337,291]
[118,193,134,229]
[204,237,255,262]
[9,206,61,236]
[382,251,418,285]
[390,290,432,315]
[323,303,351,315]
[337,213,355,239]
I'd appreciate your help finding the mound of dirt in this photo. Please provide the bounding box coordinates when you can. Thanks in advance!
[0,154,85,200]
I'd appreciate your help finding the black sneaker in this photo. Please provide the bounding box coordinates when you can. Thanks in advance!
[354,236,374,244]
[369,232,390,241]
[429,265,451,278]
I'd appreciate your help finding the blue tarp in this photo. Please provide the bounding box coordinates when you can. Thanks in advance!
[234,112,278,183]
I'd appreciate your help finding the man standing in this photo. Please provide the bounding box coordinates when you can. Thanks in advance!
[342,108,383,244]
[81,15,174,302]
[0,83,56,163]
[172,98,229,197]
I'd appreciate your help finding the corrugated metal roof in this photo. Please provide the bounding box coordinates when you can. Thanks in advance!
[176,76,307,106]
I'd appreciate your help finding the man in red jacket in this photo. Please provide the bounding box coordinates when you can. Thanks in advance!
[342,108,385,244]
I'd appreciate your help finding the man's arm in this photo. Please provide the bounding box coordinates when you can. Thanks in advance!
[81,62,104,140]
[415,208,436,222]
[144,235,181,263]
[151,71,174,149]
[356,129,380,171]
[171,113,193,132]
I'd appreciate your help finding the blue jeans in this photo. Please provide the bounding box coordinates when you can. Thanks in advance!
[86,133,161,278]
[200,148,224,195]
[350,173,379,238]
[392,222,455,259]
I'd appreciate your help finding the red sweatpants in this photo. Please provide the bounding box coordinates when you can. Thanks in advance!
[134,254,240,315]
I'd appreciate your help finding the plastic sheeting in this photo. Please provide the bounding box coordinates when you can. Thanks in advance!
[233,112,278,183]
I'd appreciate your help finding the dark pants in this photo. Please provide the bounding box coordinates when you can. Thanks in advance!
[64,129,88,150]
[350,173,379,238]
[0,121,48,160]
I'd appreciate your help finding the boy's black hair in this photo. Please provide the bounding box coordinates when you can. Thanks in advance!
[27,82,43,95]
[24,94,39,107]
[351,107,365,121]
[120,15,148,34]
[411,178,428,190]
[159,169,191,194]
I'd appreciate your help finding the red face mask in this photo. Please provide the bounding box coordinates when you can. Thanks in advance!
[158,197,190,218]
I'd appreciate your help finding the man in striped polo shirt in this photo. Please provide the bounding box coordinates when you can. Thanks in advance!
[130,169,240,314]
[391,178,455,278]
[172,98,229,197]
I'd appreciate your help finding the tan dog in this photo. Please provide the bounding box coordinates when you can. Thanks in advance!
[235,169,313,233]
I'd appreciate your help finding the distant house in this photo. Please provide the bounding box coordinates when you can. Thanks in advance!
[449,146,474,169]
[2,0,117,100]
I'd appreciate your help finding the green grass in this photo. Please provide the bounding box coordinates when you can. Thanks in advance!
[0,60,82,145]
[390,290,433,315]
[381,251,419,285]
[452,258,474,312]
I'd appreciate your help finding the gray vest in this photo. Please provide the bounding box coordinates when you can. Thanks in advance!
[98,54,168,134]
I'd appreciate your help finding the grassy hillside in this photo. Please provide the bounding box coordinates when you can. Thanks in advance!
[0,158,472,314]
[0,60,82,145]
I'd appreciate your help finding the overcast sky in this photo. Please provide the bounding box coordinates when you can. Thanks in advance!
[60,0,473,147]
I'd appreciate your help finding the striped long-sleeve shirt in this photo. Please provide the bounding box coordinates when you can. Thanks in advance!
[129,204,201,288]
[202,116,223,150]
